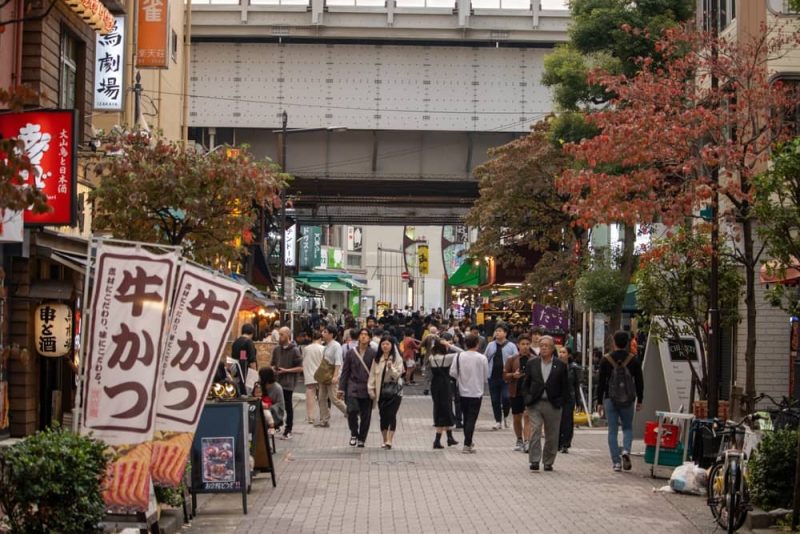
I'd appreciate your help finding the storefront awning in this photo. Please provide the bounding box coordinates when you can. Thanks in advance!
[760,258,800,286]
[295,278,351,293]
[338,277,367,290]
[447,261,487,287]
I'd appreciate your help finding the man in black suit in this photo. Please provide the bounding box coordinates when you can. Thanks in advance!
[524,335,570,472]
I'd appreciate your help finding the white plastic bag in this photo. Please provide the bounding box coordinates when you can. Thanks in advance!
[669,462,708,495]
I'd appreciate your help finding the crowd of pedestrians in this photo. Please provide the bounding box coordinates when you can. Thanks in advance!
[233,307,645,473]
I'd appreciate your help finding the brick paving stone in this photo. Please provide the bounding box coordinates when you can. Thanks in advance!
[183,394,719,534]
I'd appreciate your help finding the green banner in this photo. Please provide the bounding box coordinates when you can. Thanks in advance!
[349,288,361,317]
[299,226,321,269]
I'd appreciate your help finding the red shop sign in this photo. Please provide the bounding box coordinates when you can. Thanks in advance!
[0,110,77,226]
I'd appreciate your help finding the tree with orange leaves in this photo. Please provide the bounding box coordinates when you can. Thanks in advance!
[558,25,800,404]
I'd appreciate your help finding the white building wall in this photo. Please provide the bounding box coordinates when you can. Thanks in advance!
[734,233,792,402]
[361,225,449,310]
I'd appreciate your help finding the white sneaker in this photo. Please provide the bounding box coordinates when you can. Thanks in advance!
[503,417,509,429]
[492,422,502,430]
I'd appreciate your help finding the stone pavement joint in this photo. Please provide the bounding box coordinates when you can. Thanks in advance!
[184,394,719,534]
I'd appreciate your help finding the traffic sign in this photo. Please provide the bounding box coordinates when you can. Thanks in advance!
[401,271,410,280]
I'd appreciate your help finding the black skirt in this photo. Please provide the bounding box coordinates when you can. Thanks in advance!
[430,366,454,427]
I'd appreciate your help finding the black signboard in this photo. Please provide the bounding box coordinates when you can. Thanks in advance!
[247,398,276,487]
[667,338,699,362]
[190,401,249,514]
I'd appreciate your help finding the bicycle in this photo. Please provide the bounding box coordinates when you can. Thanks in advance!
[706,414,760,533]
[757,393,800,431]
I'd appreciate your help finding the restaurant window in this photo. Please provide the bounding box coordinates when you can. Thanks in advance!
[59,31,78,109]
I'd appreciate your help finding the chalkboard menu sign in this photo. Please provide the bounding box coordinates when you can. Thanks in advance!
[667,338,699,362]
[190,401,249,514]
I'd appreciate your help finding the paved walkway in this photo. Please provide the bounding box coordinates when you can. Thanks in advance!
[184,394,721,534]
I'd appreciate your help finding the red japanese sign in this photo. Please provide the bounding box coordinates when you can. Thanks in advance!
[151,264,244,487]
[82,243,178,512]
[0,110,76,226]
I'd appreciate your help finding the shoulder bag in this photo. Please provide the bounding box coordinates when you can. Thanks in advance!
[314,356,335,385]
[380,357,402,400]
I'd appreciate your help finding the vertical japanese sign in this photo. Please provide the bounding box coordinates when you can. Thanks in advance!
[0,110,76,226]
[284,224,296,268]
[417,244,429,275]
[34,303,73,357]
[94,16,125,111]
[136,0,169,68]
[150,264,244,487]
[299,226,321,269]
[82,243,178,511]
[346,226,363,252]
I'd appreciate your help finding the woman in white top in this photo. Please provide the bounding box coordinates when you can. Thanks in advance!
[368,335,404,449]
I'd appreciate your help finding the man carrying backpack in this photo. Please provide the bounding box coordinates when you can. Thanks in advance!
[597,330,644,472]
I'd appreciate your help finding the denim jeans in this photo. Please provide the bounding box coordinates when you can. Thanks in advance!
[488,379,510,423]
[604,398,634,464]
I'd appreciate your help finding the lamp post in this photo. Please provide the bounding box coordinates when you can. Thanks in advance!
[274,112,347,303]
[279,111,288,304]
[707,2,721,420]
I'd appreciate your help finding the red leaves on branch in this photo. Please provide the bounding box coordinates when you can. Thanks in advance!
[558,26,800,229]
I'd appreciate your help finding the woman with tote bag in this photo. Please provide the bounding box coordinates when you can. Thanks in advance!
[368,335,404,449]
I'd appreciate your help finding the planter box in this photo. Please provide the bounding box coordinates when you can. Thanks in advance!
[693,400,729,420]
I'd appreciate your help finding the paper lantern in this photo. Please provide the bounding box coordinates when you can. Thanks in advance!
[34,303,73,357]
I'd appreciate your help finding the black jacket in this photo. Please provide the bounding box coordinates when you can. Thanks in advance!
[523,356,571,409]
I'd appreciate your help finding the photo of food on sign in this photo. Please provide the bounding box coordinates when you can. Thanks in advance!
[201,437,235,483]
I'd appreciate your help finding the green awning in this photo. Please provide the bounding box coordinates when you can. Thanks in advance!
[295,278,351,293]
[447,261,487,287]
[339,277,367,290]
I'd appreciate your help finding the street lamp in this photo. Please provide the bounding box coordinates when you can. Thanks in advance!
[274,111,347,302]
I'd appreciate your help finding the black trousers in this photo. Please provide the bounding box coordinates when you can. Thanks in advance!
[461,396,483,447]
[450,379,463,425]
[559,399,575,449]
[378,395,402,431]
[283,388,294,435]
[347,397,373,441]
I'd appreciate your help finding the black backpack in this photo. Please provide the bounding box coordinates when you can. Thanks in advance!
[604,353,637,407]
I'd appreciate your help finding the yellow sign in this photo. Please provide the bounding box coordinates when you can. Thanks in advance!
[417,244,429,275]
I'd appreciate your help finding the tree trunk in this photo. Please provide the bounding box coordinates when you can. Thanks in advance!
[608,224,637,347]
[742,217,757,414]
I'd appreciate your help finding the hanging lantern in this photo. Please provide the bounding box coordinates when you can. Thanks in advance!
[34,303,73,357]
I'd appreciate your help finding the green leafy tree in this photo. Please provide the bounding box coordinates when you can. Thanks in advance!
[0,426,109,533]
[542,0,694,111]
[575,252,628,315]
[91,133,282,266]
[466,120,583,304]
[635,228,742,398]
[755,138,800,316]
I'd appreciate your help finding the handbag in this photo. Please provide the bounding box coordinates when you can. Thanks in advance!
[314,357,335,384]
[380,357,402,399]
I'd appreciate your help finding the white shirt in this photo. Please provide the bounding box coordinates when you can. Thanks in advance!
[323,340,343,366]
[302,342,325,384]
[540,357,553,400]
[449,350,488,398]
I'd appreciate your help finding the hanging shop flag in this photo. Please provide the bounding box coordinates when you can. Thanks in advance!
[81,243,178,512]
[94,16,125,111]
[34,303,73,357]
[0,110,77,226]
[150,263,244,488]
[136,0,169,68]
[417,244,429,276]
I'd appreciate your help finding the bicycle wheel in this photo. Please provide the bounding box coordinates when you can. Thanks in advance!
[725,460,748,533]
[707,462,726,526]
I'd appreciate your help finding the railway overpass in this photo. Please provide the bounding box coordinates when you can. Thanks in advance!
[187,0,570,224]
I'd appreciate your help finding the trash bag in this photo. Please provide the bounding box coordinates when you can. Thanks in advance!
[669,462,708,495]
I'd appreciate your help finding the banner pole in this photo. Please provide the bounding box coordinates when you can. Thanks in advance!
[73,236,99,434]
